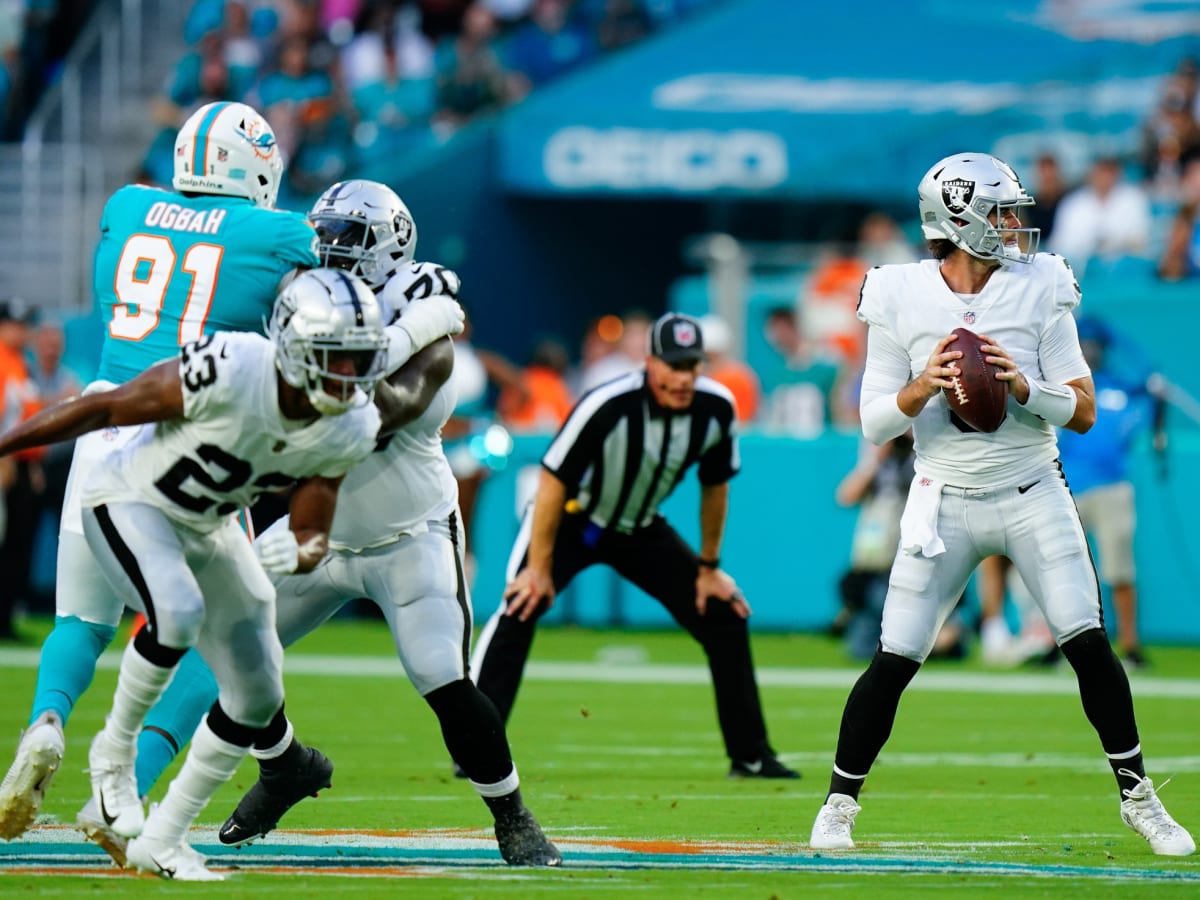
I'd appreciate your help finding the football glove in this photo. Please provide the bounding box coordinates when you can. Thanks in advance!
[256,527,300,575]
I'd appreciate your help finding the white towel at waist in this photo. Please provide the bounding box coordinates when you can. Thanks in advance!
[899,476,945,558]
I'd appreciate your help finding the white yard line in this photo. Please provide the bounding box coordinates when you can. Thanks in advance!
[2,648,1199,697]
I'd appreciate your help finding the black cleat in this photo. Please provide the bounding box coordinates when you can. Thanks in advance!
[729,754,801,779]
[494,807,563,866]
[218,746,333,846]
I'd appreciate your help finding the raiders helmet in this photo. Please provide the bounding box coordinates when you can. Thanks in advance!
[918,153,1039,264]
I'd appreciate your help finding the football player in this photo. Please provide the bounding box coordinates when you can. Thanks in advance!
[85,180,561,868]
[0,269,401,880]
[0,100,319,843]
[809,153,1194,857]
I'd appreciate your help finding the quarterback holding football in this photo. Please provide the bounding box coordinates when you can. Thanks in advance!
[808,152,1194,857]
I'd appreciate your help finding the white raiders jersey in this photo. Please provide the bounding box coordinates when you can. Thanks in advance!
[327,375,459,551]
[83,331,381,532]
[858,253,1090,488]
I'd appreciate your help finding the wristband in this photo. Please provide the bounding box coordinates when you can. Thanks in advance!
[1020,377,1077,427]
[696,557,720,569]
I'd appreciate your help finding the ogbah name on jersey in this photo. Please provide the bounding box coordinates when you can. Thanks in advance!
[143,202,226,235]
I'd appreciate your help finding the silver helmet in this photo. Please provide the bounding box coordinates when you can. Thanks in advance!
[308,180,417,290]
[918,153,1039,264]
[268,268,389,415]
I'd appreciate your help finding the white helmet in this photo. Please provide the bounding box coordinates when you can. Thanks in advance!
[308,180,417,290]
[918,153,1039,264]
[173,101,283,209]
[268,268,389,415]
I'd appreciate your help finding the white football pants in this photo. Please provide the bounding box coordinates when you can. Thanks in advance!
[883,463,1101,662]
[82,500,283,726]
[263,513,472,696]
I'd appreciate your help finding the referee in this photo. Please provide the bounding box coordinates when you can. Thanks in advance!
[470,312,798,779]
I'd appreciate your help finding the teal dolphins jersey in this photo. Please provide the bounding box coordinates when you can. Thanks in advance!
[92,184,319,384]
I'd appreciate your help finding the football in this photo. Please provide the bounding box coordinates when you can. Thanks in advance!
[943,327,1008,433]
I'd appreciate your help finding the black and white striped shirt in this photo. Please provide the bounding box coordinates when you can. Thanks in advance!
[542,370,740,535]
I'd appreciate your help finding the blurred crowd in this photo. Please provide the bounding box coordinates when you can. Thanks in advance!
[0,0,101,139]
[0,301,82,640]
[127,0,719,204]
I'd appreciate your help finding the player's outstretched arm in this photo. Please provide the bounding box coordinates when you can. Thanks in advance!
[374,337,455,434]
[0,359,184,458]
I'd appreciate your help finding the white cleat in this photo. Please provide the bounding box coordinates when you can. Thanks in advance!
[76,796,129,867]
[126,833,224,881]
[810,792,861,850]
[87,731,144,838]
[1120,772,1196,856]
[0,712,65,840]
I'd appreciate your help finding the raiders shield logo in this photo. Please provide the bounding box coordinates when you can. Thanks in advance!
[942,178,974,213]
[395,215,414,246]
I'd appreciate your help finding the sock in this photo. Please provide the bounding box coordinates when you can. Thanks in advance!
[1059,628,1143,799]
[828,650,921,801]
[135,648,219,796]
[101,638,181,752]
[140,718,247,846]
[250,708,294,765]
[30,616,116,727]
[424,679,515,785]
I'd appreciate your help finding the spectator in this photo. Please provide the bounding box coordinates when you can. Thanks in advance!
[433,1,525,132]
[25,317,82,614]
[340,1,434,91]
[1139,57,1200,200]
[0,299,42,642]
[345,4,438,157]
[698,313,760,423]
[577,310,651,393]
[593,0,654,53]
[832,433,913,659]
[799,246,866,365]
[503,0,599,88]
[1158,152,1200,281]
[496,337,574,432]
[1059,316,1159,669]
[1049,156,1153,273]
[976,555,1056,667]
[1027,152,1069,247]
[253,34,356,198]
[856,211,918,267]
[759,306,841,438]
[443,322,523,583]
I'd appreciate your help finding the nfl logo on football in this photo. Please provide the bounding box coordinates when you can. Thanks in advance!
[962,311,976,324]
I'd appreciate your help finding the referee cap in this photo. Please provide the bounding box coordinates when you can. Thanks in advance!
[650,312,705,364]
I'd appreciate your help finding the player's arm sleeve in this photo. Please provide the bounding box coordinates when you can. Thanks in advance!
[1038,311,1091,386]
[178,332,245,421]
[859,325,920,444]
[855,268,887,328]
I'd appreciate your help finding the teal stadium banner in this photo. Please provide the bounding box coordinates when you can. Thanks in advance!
[497,0,1198,198]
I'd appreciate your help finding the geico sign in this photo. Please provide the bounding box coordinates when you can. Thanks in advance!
[543,127,787,191]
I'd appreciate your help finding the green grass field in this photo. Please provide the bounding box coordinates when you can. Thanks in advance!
[2,616,1199,897]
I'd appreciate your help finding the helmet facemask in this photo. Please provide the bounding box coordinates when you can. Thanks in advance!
[269,269,390,416]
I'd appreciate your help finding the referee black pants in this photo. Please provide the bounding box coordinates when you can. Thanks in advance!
[472,511,773,763]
